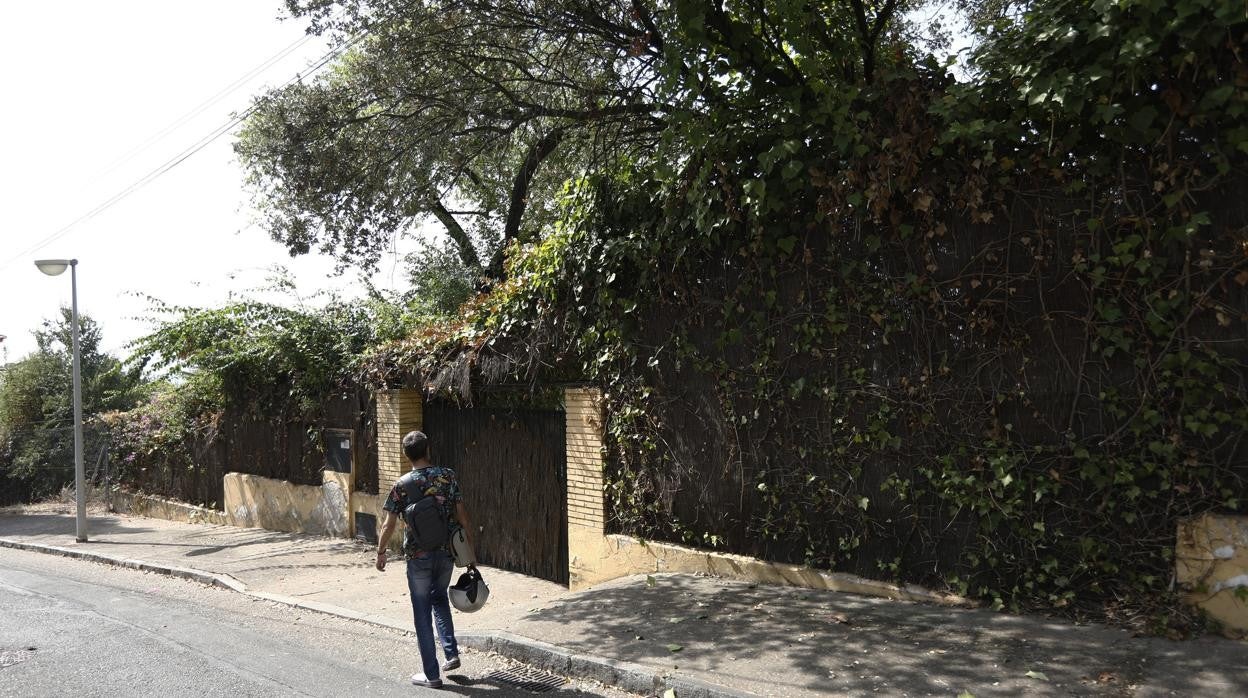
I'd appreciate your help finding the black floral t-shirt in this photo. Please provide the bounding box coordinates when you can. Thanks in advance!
[383,465,462,554]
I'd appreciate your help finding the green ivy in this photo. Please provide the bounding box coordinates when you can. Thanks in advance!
[353,0,1248,632]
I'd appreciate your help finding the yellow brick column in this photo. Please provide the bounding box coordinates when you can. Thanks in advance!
[376,389,423,487]
[566,387,607,587]
[375,389,422,550]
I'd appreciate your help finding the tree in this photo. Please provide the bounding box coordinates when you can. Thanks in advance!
[129,281,411,416]
[404,238,479,318]
[0,310,146,501]
[237,0,924,282]
[238,0,668,281]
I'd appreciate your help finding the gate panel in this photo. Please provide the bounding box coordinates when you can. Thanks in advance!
[423,406,568,584]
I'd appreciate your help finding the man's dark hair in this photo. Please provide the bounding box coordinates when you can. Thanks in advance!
[402,430,429,462]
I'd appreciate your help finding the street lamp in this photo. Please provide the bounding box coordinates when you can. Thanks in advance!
[34,258,87,543]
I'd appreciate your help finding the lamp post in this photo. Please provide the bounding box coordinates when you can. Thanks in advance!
[34,258,87,543]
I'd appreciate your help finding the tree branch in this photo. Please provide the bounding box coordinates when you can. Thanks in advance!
[429,199,483,270]
[630,0,665,52]
[487,127,568,279]
[849,0,900,84]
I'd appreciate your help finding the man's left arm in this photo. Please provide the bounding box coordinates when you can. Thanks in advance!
[449,471,476,563]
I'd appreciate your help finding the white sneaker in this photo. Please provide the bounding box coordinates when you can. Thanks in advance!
[441,656,460,671]
[411,672,443,688]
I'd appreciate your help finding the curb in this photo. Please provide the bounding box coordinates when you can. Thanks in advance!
[0,537,752,698]
[0,538,247,592]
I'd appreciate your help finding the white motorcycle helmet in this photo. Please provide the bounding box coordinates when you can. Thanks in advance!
[449,566,489,613]
[449,528,476,568]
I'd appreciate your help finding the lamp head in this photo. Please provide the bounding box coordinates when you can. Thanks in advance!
[34,259,75,276]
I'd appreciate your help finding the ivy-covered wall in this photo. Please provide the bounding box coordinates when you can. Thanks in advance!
[110,297,397,508]
[109,389,376,508]
[603,167,1246,616]
[361,0,1248,628]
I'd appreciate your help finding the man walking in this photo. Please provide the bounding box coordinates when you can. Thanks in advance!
[376,430,476,688]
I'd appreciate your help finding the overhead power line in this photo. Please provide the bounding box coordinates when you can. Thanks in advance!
[87,32,319,187]
[0,29,370,273]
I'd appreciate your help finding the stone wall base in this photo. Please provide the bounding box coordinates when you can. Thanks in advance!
[569,525,971,605]
[110,489,229,526]
[113,473,393,543]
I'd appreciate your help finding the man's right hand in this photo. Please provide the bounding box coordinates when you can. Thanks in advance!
[375,549,387,571]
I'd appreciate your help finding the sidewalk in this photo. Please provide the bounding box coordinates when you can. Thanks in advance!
[2,506,1246,697]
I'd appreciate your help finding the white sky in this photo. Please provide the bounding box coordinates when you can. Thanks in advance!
[0,1,414,364]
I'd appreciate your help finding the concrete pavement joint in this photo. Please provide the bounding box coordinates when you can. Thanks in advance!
[0,537,748,697]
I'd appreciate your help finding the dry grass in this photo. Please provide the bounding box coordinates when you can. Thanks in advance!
[0,484,112,516]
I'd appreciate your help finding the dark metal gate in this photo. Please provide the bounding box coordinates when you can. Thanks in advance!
[423,406,568,584]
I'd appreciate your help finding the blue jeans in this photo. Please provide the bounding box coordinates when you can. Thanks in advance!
[405,551,458,680]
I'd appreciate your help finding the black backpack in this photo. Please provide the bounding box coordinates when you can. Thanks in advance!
[399,471,450,552]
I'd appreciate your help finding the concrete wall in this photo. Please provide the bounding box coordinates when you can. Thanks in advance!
[1177,514,1248,637]
[111,490,229,527]
[351,491,387,521]
[223,471,350,538]
[575,532,968,604]
[111,390,414,545]
[116,473,393,545]
[115,473,351,540]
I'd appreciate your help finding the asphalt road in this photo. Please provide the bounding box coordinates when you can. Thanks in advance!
[0,547,634,698]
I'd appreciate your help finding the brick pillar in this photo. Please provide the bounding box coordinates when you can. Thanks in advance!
[565,387,606,533]
[376,389,422,490]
